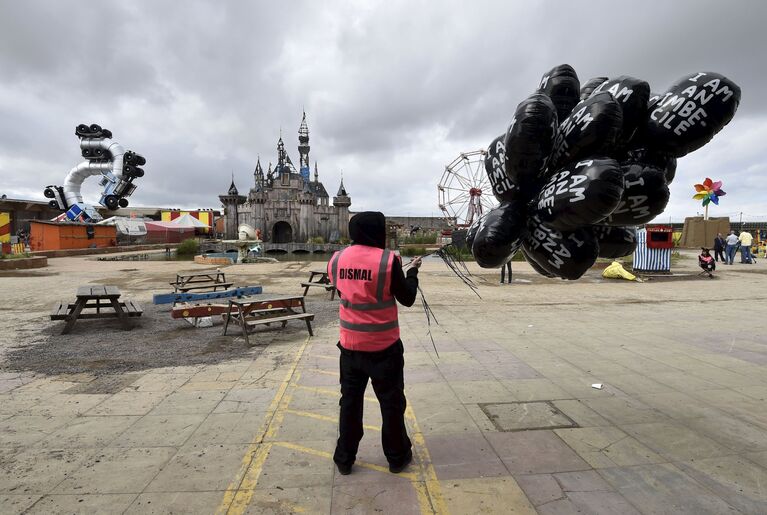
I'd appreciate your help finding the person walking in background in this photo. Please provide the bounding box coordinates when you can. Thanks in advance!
[500,260,512,284]
[739,230,753,264]
[713,233,726,263]
[725,231,739,265]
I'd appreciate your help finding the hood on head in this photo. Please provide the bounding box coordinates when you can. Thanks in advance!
[349,211,386,249]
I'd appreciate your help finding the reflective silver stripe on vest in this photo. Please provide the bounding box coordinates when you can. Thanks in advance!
[339,298,396,311]
[330,249,343,284]
[339,319,399,332]
[375,249,390,302]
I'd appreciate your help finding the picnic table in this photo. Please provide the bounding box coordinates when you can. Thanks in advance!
[51,285,142,334]
[170,270,233,293]
[222,294,314,346]
[301,269,336,299]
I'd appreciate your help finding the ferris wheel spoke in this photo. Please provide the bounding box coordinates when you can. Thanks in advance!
[451,171,473,192]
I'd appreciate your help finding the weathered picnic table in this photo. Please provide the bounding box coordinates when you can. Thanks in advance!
[51,285,142,334]
[170,270,233,293]
[222,294,314,345]
[301,269,336,299]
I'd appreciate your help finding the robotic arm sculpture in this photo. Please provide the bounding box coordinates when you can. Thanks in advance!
[44,123,146,222]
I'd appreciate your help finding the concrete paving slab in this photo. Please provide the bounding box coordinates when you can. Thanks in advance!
[486,430,589,474]
[1,415,77,450]
[599,463,741,515]
[39,415,140,448]
[126,491,223,514]
[406,403,479,436]
[448,380,514,404]
[440,477,536,514]
[424,433,507,480]
[111,414,205,447]
[515,473,564,506]
[637,391,725,419]
[213,387,279,413]
[678,455,767,514]
[26,493,137,514]
[550,400,612,428]
[184,412,271,446]
[23,394,110,417]
[54,447,177,494]
[331,482,420,515]
[480,401,576,432]
[0,447,96,494]
[255,440,335,489]
[244,485,332,514]
[86,391,169,416]
[565,491,641,515]
[621,421,734,461]
[555,426,665,468]
[144,443,252,492]
[147,389,228,415]
[263,411,339,442]
[583,396,670,425]
[502,378,570,402]
[0,494,42,513]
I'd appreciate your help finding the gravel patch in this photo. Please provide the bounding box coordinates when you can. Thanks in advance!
[1,296,339,376]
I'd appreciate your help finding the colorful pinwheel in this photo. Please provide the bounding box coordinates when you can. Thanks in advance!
[693,178,726,206]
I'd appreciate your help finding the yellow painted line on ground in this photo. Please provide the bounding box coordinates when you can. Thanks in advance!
[309,368,340,377]
[293,383,379,404]
[310,354,336,361]
[283,408,381,432]
[274,441,415,479]
[216,336,311,515]
[406,404,449,515]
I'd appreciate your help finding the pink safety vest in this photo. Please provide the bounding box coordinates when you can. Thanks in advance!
[328,245,400,351]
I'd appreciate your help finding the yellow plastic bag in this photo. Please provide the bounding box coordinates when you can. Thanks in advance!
[602,261,638,281]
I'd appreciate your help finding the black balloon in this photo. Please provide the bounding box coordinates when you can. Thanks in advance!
[471,201,527,268]
[504,93,558,192]
[464,215,485,249]
[534,157,624,231]
[644,71,741,157]
[603,162,670,225]
[594,225,637,258]
[522,248,556,278]
[522,216,599,280]
[580,77,607,100]
[549,92,623,171]
[625,148,677,184]
[592,76,650,147]
[538,64,580,121]
[484,135,519,202]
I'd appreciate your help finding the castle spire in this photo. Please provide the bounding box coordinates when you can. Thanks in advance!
[314,161,319,183]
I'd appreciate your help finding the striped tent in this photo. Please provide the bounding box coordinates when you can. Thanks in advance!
[633,228,671,272]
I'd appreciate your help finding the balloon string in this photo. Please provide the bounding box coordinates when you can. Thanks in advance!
[417,285,440,359]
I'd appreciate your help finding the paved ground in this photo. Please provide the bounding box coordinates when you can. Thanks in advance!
[1,252,767,514]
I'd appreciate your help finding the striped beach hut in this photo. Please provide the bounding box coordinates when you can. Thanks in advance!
[633,228,671,272]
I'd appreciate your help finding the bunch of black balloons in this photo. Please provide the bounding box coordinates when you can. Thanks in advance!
[468,65,741,279]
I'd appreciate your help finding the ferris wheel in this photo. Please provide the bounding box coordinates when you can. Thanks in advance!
[438,149,497,228]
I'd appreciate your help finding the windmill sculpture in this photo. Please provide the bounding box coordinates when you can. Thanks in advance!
[693,178,726,220]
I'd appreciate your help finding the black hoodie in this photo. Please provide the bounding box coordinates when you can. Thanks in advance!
[346,211,419,307]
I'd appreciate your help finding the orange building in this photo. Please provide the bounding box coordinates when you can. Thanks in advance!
[29,221,117,251]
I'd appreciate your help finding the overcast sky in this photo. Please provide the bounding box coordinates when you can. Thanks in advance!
[1,0,765,222]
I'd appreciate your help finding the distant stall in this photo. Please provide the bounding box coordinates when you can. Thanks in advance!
[161,210,213,233]
[29,220,117,251]
[633,226,672,273]
[144,221,196,244]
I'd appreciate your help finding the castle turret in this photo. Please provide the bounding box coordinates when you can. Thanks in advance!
[298,112,311,183]
[254,157,264,191]
[219,177,246,239]
[333,175,351,240]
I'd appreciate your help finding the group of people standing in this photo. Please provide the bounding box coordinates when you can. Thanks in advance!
[713,230,756,265]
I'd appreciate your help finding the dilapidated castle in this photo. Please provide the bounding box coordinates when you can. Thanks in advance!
[219,113,351,243]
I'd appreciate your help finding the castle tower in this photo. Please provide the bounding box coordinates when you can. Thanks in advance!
[254,157,264,191]
[333,175,352,240]
[218,178,246,239]
[314,161,319,183]
[298,112,311,183]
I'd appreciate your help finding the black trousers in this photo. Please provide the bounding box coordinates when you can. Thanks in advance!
[334,340,412,467]
[714,248,724,262]
[500,261,512,283]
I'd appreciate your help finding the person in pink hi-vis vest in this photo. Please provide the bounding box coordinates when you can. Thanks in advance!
[327,211,421,475]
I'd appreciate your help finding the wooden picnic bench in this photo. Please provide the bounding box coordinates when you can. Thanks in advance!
[51,285,142,334]
[222,294,313,345]
[301,269,336,300]
[170,270,233,293]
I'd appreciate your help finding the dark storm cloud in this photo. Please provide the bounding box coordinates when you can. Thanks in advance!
[0,0,765,222]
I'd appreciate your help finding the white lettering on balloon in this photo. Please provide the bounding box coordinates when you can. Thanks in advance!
[650,73,734,136]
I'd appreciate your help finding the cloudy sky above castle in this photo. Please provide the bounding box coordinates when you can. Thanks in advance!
[1,0,765,221]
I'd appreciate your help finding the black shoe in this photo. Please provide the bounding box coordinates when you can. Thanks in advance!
[389,452,413,474]
[336,463,352,475]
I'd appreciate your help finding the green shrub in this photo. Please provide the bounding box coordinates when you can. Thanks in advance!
[401,231,439,245]
[308,236,325,244]
[338,237,350,245]
[176,239,200,255]
[401,246,427,257]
